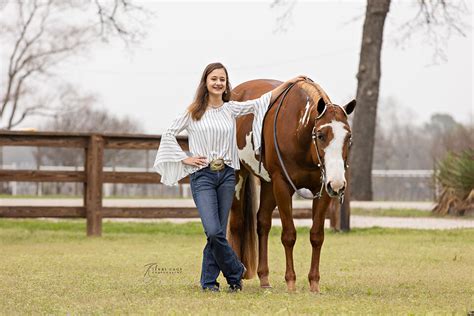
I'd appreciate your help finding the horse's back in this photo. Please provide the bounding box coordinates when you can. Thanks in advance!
[232,79,281,101]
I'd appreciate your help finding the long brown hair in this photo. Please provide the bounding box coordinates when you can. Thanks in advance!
[188,62,232,121]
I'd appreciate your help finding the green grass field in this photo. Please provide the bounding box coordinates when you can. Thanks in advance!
[0,219,473,314]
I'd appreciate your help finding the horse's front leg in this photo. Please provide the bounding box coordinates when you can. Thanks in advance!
[257,181,276,288]
[308,194,331,293]
[272,175,297,291]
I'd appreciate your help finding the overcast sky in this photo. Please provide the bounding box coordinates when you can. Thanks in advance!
[21,0,474,134]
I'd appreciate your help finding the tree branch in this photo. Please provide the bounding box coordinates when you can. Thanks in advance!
[7,65,43,129]
[1,0,39,116]
[1,0,151,130]
[393,0,469,64]
[8,105,57,129]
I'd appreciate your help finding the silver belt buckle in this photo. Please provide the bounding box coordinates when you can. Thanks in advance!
[210,158,225,171]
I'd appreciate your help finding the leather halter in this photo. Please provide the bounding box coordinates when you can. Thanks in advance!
[272,80,349,203]
[311,105,350,204]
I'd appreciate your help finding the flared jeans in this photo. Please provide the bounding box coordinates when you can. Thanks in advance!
[190,165,244,289]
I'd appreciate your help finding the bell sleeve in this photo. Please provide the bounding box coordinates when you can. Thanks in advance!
[227,91,272,154]
[153,111,193,186]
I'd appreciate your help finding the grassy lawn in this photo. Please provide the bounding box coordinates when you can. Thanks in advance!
[0,219,473,314]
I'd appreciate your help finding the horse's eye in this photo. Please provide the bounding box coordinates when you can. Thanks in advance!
[317,133,324,141]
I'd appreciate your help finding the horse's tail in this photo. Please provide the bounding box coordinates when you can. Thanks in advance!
[241,173,259,279]
[228,170,259,279]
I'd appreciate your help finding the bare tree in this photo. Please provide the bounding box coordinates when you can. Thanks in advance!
[36,92,144,168]
[30,97,144,196]
[350,0,469,200]
[373,97,473,170]
[0,0,150,192]
[424,114,474,162]
[0,0,149,130]
[350,0,391,200]
[392,0,470,64]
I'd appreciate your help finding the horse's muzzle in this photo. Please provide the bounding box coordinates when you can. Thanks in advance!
[326,182,345,198]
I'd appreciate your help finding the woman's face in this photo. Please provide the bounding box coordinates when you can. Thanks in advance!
[206,68,227,98]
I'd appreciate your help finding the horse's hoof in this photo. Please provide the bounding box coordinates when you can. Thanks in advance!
[286,280,296,292]
[259,276,271,288]
[309,281,320,293]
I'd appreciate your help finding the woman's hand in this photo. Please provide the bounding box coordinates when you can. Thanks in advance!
[182,156,208,167]
[287,75,308,85]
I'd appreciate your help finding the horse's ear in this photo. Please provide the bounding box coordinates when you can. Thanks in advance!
[317,98,326,116]
[344,99,356,115]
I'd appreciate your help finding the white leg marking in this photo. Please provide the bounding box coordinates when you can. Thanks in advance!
[235,174,244,200]
[238,132,271,182]
[320,121,347,193]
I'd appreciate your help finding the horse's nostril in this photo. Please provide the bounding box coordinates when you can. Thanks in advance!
[326,182,336,194]
[327,181,345,194]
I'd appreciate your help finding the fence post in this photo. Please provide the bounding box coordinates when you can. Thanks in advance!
[84,134,104,236]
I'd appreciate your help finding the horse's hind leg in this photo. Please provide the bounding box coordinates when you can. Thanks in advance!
[272,175,297,292]
[308,194,331,293]
[257,181,276,288]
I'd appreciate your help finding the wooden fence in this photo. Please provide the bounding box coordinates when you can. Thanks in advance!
[0,131,344,236]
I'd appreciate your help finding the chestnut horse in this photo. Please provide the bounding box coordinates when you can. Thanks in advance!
[228,79,356,292]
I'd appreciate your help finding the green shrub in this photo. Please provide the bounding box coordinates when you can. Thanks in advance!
[433,149,474,216]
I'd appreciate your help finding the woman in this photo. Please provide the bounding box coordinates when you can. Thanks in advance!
[154,62,305,292]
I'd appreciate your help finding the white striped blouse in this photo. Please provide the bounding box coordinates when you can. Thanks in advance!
[154,92,272,186]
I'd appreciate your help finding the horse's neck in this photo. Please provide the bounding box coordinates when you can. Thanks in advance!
[291,83,333,166]
[295,104,315,147]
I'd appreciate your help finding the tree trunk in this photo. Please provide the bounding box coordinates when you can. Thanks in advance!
[350,0,391,200]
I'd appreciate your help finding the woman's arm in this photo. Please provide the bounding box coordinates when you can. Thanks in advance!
[269,75,307,104]
[153,111,193,185]
[227,75,308,118]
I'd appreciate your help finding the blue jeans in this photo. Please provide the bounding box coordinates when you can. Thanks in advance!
[190,165,244,289]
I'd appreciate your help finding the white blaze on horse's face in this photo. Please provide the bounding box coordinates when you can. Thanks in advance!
[319,120,348,193]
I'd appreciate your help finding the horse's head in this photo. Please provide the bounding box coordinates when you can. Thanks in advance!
[311,97,356,199]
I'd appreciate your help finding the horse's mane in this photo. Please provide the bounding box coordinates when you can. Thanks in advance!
[297,81,332,104]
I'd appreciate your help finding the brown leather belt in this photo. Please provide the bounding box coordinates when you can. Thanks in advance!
[209,158,225,171]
